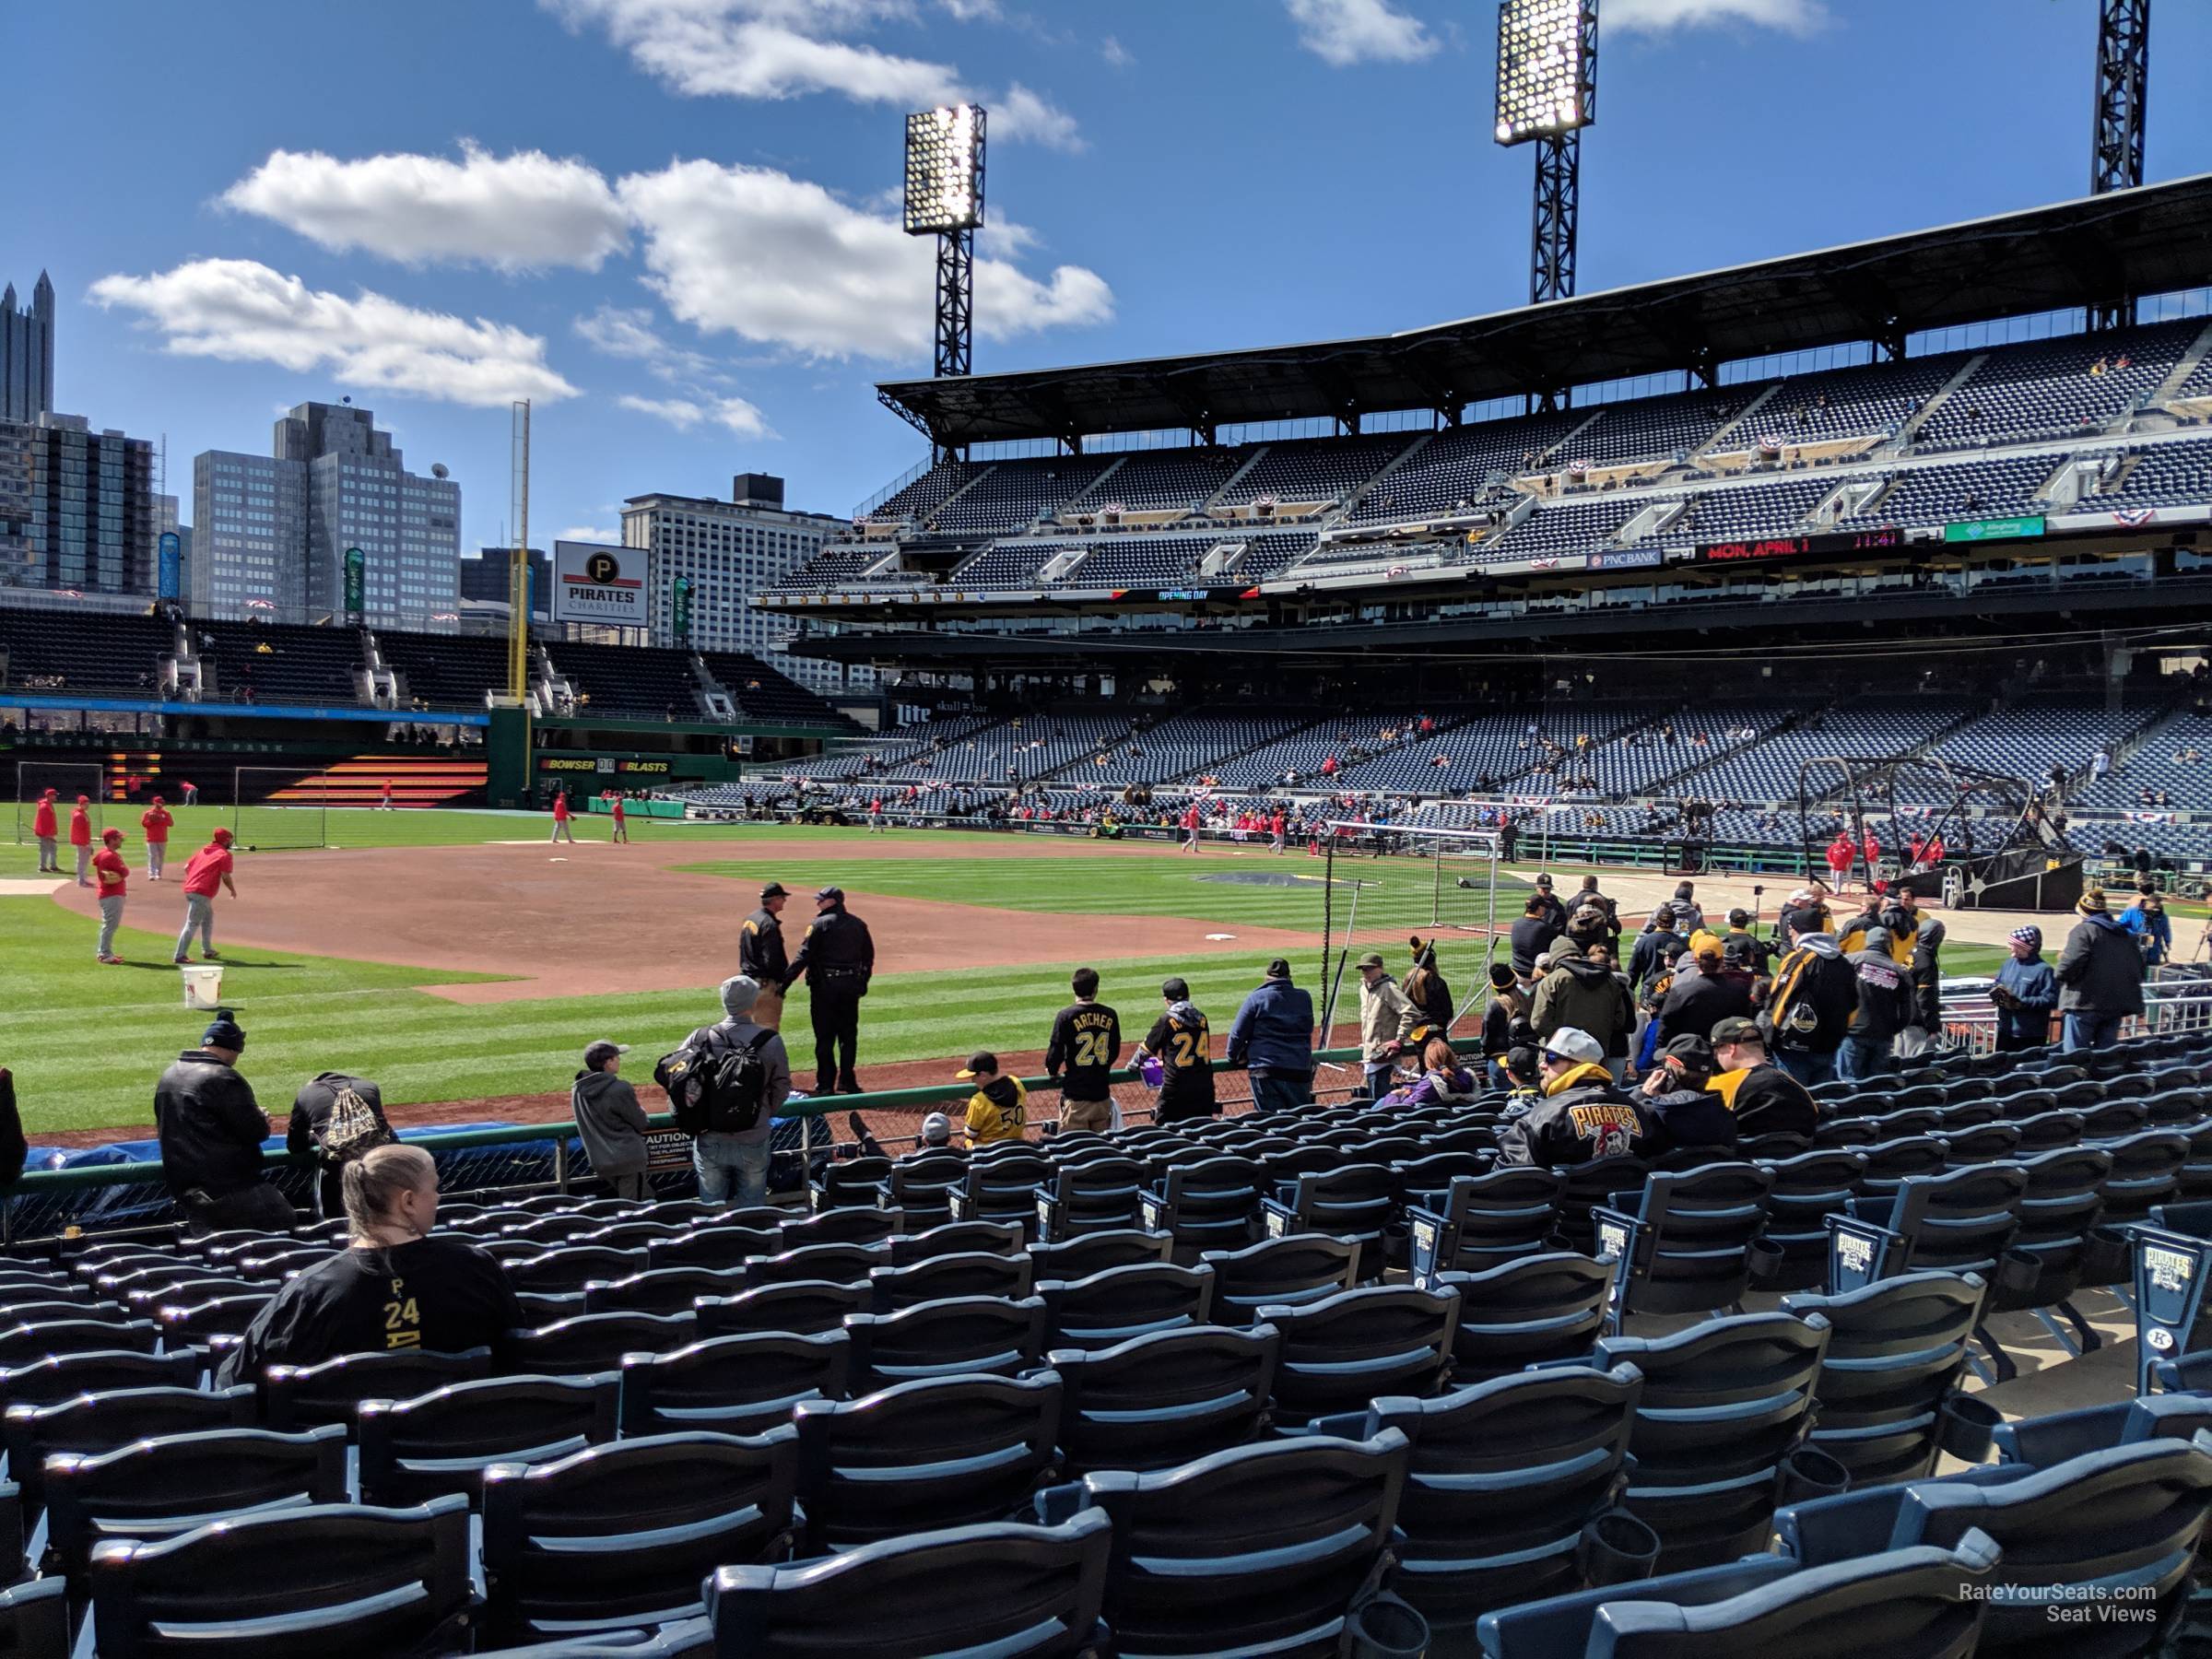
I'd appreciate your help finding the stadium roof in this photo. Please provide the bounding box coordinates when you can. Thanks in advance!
[878,174,2212,449]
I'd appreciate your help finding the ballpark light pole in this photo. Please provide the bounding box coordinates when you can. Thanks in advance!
[1495,0,1598,407]
[903,103,985,462]
[2088,0,2151,330]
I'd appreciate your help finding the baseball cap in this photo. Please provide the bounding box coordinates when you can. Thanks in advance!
[100,828,123,844]
[1535,872,1554,888]
[920,1112,952,1146]
[582,1040,630,1068]
[1710,1016,1764,1047]
[1264,958,1292,981]
[1355,951,1385,970]
[815,885,843,902]
[211,827,235,845]
[1660,1033,1716,1079]
[1688,929,1724,959]
[956,1051,997,1079]
[1727,908,1751,928]
[1542,1027,1603,1065]
[760,881,789,900]
[1488,962,1518,991]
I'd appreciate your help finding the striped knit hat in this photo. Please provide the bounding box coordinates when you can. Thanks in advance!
[2010,925,2041,949]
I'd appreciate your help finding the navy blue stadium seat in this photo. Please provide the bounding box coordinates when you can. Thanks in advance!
[81,1494,475,1658]
[1593,1163,1772,1327]
[1034,1158,1148,1241]
[1406,1168,1562,1281]
[842,1294,1052,1388]
[1026,1229,1174,1281]
[706,1512,1111,1658]
[694,1279,869,1339]
[642,1225,778,1275]
[257,1347,495,1432]
[505,1311,695,1373]
[867,1251,1034,1312]
[884,1220,1025,1265]
[356,1373,620,1506]
[792,1371,1065,1550]
[479,1428,799,1641]
[1994,1391,2212,1467]
[1258,1282,1462,1428]
[1034,1430,1412,1658]
[1436,1253,1610,1382]
[1,1383,254,1514]
[1037,1262,1217,1352]
[0,1578,63,1659]
[739,1241,888,1289]
[1048,1323,1281,1476]
[1747,1150,1865,1293]
[581,1266,747,1317]
[616,1330,851,1437]
[1141,1156,1265,1260]
[1200,1233,1361,1324]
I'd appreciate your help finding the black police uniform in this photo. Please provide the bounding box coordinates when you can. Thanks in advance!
[739,906,789,985]
[786,895,876,1094]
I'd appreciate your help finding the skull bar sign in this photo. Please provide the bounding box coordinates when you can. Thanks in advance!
[552,541,647,625]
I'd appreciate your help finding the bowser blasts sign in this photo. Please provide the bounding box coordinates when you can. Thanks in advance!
[552,541,647,625]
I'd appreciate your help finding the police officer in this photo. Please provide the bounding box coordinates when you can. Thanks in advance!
[784,885,875,1095]
[740,881,792,1030]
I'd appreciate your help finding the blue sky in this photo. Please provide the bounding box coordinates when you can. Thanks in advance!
[9,0,2209,549]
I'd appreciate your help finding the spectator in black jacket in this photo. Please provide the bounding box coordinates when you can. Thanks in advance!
[1479,962,1534,1088]
[1637,1035,1736,1157]
[1837,942,1913,1083]
[1709,1018,1820,1140]
[738,882,791,1030]
[288,1071,392,1220]
[1496,1028,1655,1167]
[1760,933,1856,1086]
[2054,888,2147,1053]
[1628,907,1688,1000]
[154,1010,296,1232]
[1529,874,1569,933]
[1508,897,1563,980]
[1655,935,1756,1046]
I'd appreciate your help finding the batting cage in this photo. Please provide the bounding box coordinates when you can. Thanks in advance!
[232,766,332,850]
[1316,822,1504,1041]
[11,761,104,843]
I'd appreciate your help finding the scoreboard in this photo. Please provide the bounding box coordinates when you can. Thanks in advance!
[1693,527,1905,563]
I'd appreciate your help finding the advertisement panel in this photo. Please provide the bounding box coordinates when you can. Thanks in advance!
[552,541,649,625]
[1589,546,1664,571]
[1942,516,2046,545]
[1694,526,1905,564]
[158,532,182,600]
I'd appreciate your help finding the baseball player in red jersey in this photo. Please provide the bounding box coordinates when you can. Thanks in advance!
[550,789,576,843]
[93,828,130,963]
[68,795,94,887]
[174,828,238,964]
[1181,803,1202,854]
[30,788,60,873]
[610,792,629,843]
[1270,808,1287,855]
[379,780,396,810]
[141,796,173,880]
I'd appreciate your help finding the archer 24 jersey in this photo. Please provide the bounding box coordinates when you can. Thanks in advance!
[1047,1002,1122,1102]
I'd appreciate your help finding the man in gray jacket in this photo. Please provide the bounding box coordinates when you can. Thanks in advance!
[2054,888,2147,1053]
[682,976,792,1207]
[571,1041,651,1200]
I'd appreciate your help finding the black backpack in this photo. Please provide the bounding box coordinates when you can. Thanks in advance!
[656,1028,777,1135]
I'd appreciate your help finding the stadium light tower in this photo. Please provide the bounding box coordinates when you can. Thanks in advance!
[1496,0,1598,408]
[904,104,985,412]
[2088,0,2150,330]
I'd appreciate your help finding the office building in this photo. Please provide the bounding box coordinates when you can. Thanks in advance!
[620,473,865,691]
[0,273,54,423]
[455,546,550,636]
[0,411,155,597]
[192,402,461,628]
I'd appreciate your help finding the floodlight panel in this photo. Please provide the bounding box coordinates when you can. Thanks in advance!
[903,103,986,234]
[1495,0,1594,146]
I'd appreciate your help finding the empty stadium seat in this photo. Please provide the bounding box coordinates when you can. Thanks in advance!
[1259,1283,1462,1428]
[356,1373,620,1506]
[841,1294,1052,1388]
[616,1330,852,1437]
[1436,1253,1611,1383]
[1047,1324,1281,1477]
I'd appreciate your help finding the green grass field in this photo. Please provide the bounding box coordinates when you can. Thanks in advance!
[0,806,2008,1137]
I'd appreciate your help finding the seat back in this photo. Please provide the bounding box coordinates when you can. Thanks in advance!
[356,1374,620,1506]
[1781,1271,1989,1485]
[643,1225,779,1274]
[506,1311,697,1374]
[1027,1230,1174,1281]
[1359,1361,1642,1634]
[868,1252,1034,1313]
[503,1247,649,1295]
[44,1426,347,1581]
[1049,1324,1282,1477]
[781,1207,904,1251]
[706,1512,1111,1659]
[1071,1430,1411,1657]
[260,1347,494,1433]
[618,1330,851,1436]
[1437,1252,1609,1382]
[0,1319,158,1369]
[3,1383,254,1512]
[1200,1234,1361,1324]
[1258,1283,1462,1427]
[0,1349,197,1414]
[582,1266,747,1318]
[1752,1150,1867,1292]
[1882,1165,2028,1278]
[792,1371,1065,1550]
[740,1241,888,1289]
[480,1429,800,1641]
[1275,1164,1401,1259]
[1043,1159,1148,1237]
[1147,1157,1265,1255]
[813,1158,890,1209]
[1592,1310,1833,1570]
[1854,1136,1947,1203]
[1412,1168,1561,1280]
[885,1220,1025,1266]
[1554,1159,1650,1255]
[886,1154,969,1226]
[81,1495,473,1658]
[842,1294,1051,1388]
[2096,1129,2190,1225]
[1600,1163,1773,1322]
[695,1279,869,1339]
[1038,1263,1217,1352]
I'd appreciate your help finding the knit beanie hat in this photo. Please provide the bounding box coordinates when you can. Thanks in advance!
[2079,888,2108,915]
[201,1009,246,1052]
[2010,925,2041,949]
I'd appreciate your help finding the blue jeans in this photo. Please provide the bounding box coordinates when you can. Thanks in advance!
[1364,1062,1395,1101]
[1835,1036,1892,1083]
[693,1134,771,1206]
[2063,1011,2125,1053]
[1775,1048,1835,1088]
[1249,1072,1312,1115]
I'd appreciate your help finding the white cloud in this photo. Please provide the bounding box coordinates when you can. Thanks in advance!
[617,159,1112,361]
[616,390,773,437]
[88,259,578,407]
[219,144,629,272]
[544,0,1078,146]
[557,524,619,543]
[1284,0,1435,65]
[994,85,1083,152]
[574,302,714,382]
[1100,34,1133,67]
[1606,0,1827,34]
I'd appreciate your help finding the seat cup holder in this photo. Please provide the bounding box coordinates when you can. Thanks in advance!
[1939,1394,2003,1463]
[1744,1237,1786,1288]
[2079,1225,2134,1284]
[1347,1592,1431,1659]
[1994,1249,2042,1298]
[1577,1509,1661,1587]
[1778,1446,1852,1505]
